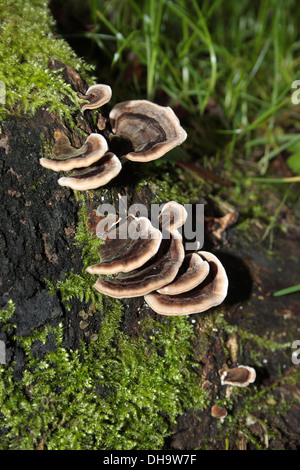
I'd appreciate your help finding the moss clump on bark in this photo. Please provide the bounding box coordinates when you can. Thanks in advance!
[0,200,208,450]
[0,0,93,121]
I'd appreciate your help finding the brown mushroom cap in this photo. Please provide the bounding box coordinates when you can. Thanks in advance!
[86,216,162,275]
[58,152,122,191]
[93,231,185,298]
[159,200,188,233]
[220,366,256,387]
[157,253,210,295]
[109,100,187,162]
[80,84,112,111]
[40,133,108,172]
[211,404,227,420]
[144,251,228,315]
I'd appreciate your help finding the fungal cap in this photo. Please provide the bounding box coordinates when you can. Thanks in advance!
[144,251,228,316]
[109,100,187,162]
[39,133,108,172]
[157,253,210,295]
[57,152,122,191]
[211,404,227,420]
[220,366,256,387]
[159,200,188,232]
[93,232,185,298]
[86,216,162,275]
[80,84,112,111]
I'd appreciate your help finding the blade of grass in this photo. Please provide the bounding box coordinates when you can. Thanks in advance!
[145,0,166,100]
[274,285,300,297]
[251,176,300,183]
[166,0,217,113]
[259,5,280,174]
[257,134,300,168]
[261,184,293,242]
[238,97,292,136]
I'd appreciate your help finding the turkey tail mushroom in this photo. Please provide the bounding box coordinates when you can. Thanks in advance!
[58,152,122,191]
[40,84,187,190]
[109,100,187,162]
[144,251,228,316]
[86,216,162,275]
[79,84,112,111]
[40,132,108,171]
[92,205,186,298]
[87,202,229,315]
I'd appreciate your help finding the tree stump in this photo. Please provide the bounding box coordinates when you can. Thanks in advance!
[1,2,300,451]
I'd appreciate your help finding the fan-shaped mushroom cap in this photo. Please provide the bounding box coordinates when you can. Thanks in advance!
[109,100,187,162]
[159,200,188,233]
[211,404,227,420]
[144,251,228,315]
[40,133,108,172]
[58,152,122,191]
[80,84,112,111]
[220,366,256,387]
[86,216,162,275]
[157,253,210,295]
[93,232,185,298]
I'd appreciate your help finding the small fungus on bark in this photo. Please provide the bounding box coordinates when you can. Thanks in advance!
[40,132,108,171]
[79,84,112,111]
[57,152,122,191]
[211,404,227,420]
[220,366,256,387]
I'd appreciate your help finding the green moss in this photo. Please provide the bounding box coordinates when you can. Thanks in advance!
[0,299,16,333]
[215,314,292,367]
[0,0,93,122]
[0,312,208,450]
[137,161,204,204]
[0,196,208,450]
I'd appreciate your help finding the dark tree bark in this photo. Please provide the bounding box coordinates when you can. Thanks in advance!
[0,64,92,344]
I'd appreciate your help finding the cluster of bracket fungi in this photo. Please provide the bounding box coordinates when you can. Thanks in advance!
[40,83,229,316]
[40,83,187,190]
[86,201,228,316]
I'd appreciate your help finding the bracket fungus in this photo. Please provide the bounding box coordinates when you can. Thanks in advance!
[91,203,186,298]
[109,100,187,162]
[57,152,122,191]
[156,253,210,295]
[39,83,187,190]
[211,404,227,420]
[40,132,108,171]
[87,201,229,315]
[144,251,228,316]
[40,131,121,190]
[86,216,162,275]
[220,366,256,387]
[79,84,112,111]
